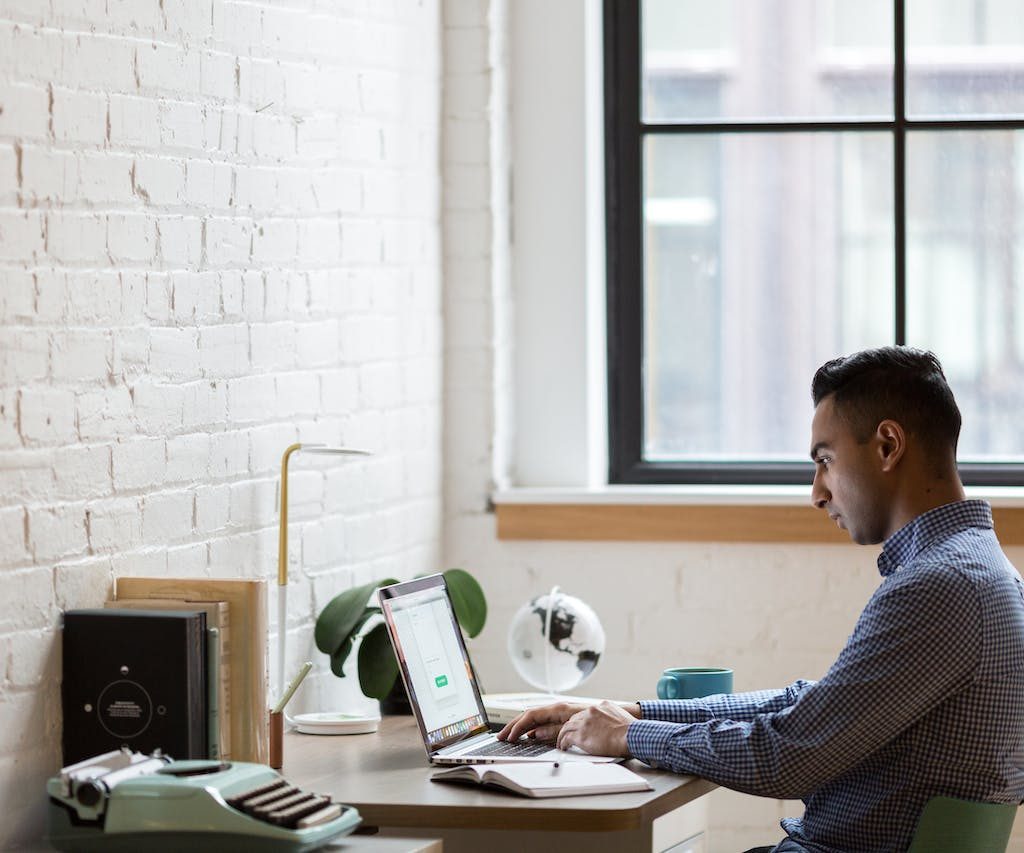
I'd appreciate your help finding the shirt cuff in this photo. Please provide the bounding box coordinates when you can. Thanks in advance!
[627,719,685,769]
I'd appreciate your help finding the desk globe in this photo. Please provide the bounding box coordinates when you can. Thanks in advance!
[507,586,606,692]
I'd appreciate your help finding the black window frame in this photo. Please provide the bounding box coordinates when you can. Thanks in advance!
[605,0,1024,487]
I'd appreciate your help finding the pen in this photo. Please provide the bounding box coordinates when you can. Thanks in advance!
[273,661,312,714]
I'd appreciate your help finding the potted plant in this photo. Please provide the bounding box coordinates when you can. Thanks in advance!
[314,569,487,702]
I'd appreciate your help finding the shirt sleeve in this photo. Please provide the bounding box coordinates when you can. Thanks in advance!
[639,680,815,724]
[626,564,982,799]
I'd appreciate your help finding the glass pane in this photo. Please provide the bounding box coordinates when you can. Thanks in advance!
[906,130,1024,461]
[643,132,894,461]
[907,0,1024,118]
[642,0,893,122]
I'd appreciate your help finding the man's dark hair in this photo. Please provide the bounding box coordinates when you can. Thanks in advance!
[811,346,961,453]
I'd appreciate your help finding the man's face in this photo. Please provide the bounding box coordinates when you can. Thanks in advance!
[809,395,891,545]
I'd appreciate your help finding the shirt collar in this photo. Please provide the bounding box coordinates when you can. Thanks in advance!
[877,499,993,577]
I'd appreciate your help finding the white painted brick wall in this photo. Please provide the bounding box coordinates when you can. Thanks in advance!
[0,0,442,846]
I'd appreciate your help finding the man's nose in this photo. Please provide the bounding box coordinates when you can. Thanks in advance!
[811,469,829,509]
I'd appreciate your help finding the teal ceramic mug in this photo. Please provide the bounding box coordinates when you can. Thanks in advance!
[656,667,733,700]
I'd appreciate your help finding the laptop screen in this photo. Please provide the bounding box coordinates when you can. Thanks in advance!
[378,575,489,751]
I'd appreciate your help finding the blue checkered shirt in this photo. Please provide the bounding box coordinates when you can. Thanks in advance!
[627,500,1024,853]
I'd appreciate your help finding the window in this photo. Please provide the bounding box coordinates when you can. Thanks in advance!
[605,0,1024,485]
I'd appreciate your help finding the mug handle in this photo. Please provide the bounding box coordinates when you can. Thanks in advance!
[656,675,678,700]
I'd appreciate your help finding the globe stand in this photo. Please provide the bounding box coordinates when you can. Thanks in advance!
[542,584,561,695]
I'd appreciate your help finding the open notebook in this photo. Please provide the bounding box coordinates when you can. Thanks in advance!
[378,575,619,765]
[431,761,652,798]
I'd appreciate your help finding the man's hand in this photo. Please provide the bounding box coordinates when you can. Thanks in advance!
[497,701,641,757]
[555,701,637,757]
[497,702,586,744]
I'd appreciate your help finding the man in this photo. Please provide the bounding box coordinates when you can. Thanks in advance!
[499,347,1024,853]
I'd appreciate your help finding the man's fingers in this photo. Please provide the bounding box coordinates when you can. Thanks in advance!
[497,703,582,742]
[504,712,548,742]
[556,714,578,751]
[509,714,545,742]
[497,710,537,741]
[556,722,574,751]
[516,704,593,744]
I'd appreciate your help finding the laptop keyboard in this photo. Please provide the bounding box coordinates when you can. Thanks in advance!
[471,738,554,758]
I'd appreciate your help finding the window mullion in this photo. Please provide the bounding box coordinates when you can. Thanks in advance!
[894,0,907,344]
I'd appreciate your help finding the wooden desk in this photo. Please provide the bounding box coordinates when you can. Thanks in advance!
[283,717,717,853]
[34,838,441,853]
[323,840,441,852]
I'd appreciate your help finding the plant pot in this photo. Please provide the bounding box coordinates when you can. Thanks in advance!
[379,676,413,716]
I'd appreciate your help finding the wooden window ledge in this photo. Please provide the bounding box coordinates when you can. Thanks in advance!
[493,487,1024,544]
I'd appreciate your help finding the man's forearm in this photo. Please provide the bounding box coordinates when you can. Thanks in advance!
[638,680,814,724]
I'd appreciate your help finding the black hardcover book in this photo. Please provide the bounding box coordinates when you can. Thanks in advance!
[62,609,207,765]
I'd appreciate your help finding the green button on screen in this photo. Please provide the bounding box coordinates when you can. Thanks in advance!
[435,675,448,688]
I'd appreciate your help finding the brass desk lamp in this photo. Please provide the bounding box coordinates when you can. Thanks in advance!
[277,443,370,703]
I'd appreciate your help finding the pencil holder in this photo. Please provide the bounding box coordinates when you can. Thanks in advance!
[269,710,283,769]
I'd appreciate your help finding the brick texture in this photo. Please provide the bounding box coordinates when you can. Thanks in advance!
[0,1,441,846]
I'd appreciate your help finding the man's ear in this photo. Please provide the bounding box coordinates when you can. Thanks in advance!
[875,419,906,472]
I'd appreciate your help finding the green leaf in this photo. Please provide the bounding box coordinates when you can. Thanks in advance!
[326,610,379,677]
[444,568,487,638]
[314,579,396,655]
[330,637,353,678]
[357,622,399,699]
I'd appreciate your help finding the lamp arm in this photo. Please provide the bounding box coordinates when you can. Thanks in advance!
[278,443,302,587]
[276,442,302,699]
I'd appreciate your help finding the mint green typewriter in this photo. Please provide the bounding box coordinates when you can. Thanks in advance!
[46,748,360,852]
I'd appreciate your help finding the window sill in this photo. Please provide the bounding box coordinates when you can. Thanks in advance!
[492,486,1024,544]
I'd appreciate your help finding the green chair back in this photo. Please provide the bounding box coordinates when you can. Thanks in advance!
[907,796,1017,853]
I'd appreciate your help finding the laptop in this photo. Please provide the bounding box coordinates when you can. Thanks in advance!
[378,575,618,765]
